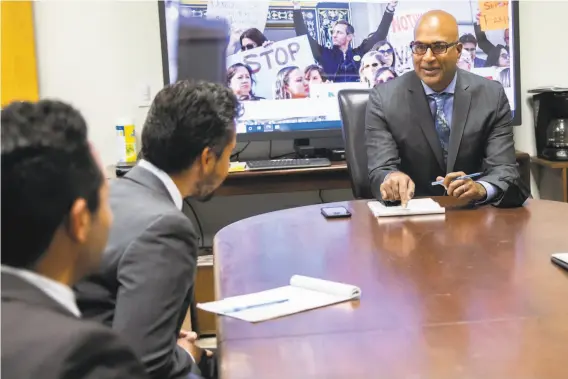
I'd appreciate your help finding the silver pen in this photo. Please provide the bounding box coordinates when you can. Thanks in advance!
[222,298,289,314]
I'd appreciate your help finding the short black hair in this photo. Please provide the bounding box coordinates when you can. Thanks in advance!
[459,33,477,45]
[239,28,267,47]
[1,100,103,268]
[141,80,239,174]
[335,20,354,35]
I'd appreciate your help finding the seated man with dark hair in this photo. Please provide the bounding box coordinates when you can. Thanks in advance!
[74,80,239,379]
[1,100,148,379]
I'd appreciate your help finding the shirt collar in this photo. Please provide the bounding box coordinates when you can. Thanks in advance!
[137,159,183,210]
[1,265,81,317]
[422,72,458,96]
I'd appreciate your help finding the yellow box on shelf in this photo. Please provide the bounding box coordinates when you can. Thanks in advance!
[229,162,247,173]
[116,119,137,163]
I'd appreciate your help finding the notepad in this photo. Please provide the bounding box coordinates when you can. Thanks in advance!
[551,253,568,272]
[197,275,361,323]
[367,198,445,217]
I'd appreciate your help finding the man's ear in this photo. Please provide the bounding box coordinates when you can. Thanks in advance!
[67,198,91,244]
[199,147,216,172]
[456,42,463,59]
[200,147,212,164]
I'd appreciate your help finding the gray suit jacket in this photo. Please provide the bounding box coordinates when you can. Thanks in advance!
[74,165,199,379]
[1,272,148,379]
[365,69,528,207]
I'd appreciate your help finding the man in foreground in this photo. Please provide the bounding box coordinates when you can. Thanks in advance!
[365,10,528,208]
[1,100,148,379]
[74,80,238,379]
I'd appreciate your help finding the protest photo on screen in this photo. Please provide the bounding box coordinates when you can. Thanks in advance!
[163,0,517,135]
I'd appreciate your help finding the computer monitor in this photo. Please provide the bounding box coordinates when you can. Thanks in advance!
[159,1,521,142]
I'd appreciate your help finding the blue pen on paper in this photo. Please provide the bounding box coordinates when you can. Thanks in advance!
[221,299,289,314]
[431,172,483,187]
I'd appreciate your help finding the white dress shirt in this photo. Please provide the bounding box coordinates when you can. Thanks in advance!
[138,159,183,210]
[1,264,81,317]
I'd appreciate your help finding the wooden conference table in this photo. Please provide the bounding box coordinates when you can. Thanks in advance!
[212,197,568,379]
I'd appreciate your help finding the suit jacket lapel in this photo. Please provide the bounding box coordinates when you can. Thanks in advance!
[447,71,472,172]
[407,73,445,172]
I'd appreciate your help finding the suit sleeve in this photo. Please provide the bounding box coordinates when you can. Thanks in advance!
[61,327,149,379]
[293,9,322,61]
[113,215,198,379]
[474,23,496,56]
[478,85,529,208]
[365,88,401,200]
[356,9,395,55]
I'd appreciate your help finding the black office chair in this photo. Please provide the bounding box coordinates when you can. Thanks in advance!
[338,89,374,199]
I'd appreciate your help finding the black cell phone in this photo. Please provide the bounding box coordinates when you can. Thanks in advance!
[321,206,352,219]
[379,199,401,207]
[551,253,568,272]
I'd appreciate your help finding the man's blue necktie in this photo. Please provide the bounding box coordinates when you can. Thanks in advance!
[429,92,451,165]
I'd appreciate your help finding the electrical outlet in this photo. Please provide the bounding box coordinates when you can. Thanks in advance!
[138,84,152,108]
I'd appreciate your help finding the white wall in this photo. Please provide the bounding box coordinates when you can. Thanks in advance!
[517,0,568,154]
[34,0,164,166]
[33,0,568,240]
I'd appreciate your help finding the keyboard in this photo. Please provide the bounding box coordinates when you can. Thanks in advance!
[246,158,331,171]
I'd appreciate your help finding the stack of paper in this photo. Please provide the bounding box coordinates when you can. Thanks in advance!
[368,198,445,217]
[197,275,361,323]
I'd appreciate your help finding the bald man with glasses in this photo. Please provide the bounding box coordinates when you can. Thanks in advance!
[365,10,528,209]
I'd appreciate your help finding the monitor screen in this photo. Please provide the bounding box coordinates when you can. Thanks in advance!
[160,1,521,140]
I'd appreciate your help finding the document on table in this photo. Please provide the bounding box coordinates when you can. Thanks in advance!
[197,275,361,323]
[551,252,568,272]
[367,198,445,217]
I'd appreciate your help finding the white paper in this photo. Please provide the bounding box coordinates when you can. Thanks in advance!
[197,275,360,323]
[206,0,269,34]
[367,198,445,217]
[290,275,360,298]
[552,253,568,264]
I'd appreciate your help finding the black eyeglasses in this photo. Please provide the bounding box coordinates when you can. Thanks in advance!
[241,43,256,51]
[410,41,458,55]
[378,48,393,55]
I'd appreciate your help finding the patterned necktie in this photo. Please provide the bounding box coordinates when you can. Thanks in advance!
[429,92,451,164]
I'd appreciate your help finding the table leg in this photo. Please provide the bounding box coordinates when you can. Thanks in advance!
[562,168,568,203]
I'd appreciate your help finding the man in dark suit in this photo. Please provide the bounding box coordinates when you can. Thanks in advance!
[74,81,238,379]
[366,10,528,208]
[1,100,148,379]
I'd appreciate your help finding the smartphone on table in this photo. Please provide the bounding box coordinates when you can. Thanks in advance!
[321,206,352,219]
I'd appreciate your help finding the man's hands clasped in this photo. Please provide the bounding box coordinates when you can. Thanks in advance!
[177,330,213,364]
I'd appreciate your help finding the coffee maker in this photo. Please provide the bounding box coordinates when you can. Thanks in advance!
[530,88,568,161]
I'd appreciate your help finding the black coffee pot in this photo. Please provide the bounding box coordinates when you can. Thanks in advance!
[530,88,568,161]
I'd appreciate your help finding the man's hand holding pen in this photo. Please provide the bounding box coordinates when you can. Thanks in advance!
[435,171,487,202]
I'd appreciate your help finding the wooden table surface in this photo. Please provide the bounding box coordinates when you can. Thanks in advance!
[213,197,568,379]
